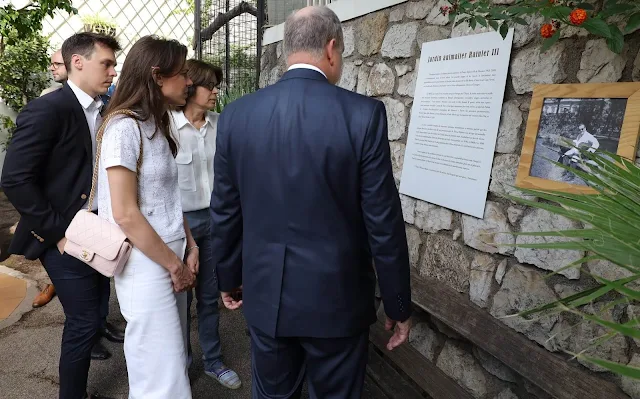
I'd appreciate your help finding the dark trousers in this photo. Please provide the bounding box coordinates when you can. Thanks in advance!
[40,247,111,399]
[185,209,223,370]
[249,326,369,399]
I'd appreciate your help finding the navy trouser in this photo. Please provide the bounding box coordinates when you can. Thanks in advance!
[40,248,110,399]
[185,208,223,370]
[249,326,369,399]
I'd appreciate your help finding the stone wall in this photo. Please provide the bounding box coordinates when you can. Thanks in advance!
[258,1,640,398]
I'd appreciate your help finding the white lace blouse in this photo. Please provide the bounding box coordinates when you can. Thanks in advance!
[97,115,186,244]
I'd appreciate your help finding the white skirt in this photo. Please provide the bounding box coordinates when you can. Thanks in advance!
[115,238,192,399]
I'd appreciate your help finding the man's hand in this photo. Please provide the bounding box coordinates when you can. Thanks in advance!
[221,286,243,310]
[57,237,67,255]
[185,247,199,275]
[385,316,412,351]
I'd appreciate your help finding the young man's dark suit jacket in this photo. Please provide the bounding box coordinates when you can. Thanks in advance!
[1,82,110,398]
[211,67,412,340]
[2,83,93,260]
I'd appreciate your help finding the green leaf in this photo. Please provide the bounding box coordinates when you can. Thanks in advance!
[577,356,640,379]
[513,17,528,26]
[489,19,499,30]
[470,16,477,30]
[540,30,561,53]
[607,25,625,54]
[476,15,487,27]
[600,3,636,20]
[507,7,529,16]
[625,12,640,34]
[575,2,595,10]
[499,22,509,38]
[551,6,573,20]
[581,18,613,38]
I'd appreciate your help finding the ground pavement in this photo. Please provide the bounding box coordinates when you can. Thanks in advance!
[0,265,255,399]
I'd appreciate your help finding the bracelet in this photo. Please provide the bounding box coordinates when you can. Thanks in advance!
[186,245,199,253]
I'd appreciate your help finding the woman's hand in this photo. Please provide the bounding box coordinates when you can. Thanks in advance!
[185,247,199,275]
[170,261,196,292]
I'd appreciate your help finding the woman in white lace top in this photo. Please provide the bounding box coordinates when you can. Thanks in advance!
[97,35,197,399]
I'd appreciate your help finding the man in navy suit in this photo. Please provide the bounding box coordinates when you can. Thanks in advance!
[211,5,413,398]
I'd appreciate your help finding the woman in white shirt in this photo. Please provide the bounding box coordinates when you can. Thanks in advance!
[171,59,241,390]
[98,36,197,398]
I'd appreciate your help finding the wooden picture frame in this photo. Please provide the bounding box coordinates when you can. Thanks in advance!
[515,83,640,194]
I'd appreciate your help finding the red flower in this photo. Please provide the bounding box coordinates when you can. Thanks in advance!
[540,23,556,39]
[569,8,588,25]
[440,5,451,16]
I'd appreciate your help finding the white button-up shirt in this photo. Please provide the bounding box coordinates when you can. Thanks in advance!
[288,63,327,79]
[171,110,219,213]
[67,79,103,211]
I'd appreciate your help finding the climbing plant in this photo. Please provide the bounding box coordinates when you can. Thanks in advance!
[0,1,75,150]
[0,0,76,54]
[443,0,640,53]
[0,34,52,151]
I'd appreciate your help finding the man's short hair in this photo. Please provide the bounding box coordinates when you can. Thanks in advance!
[283,6,344,60]
[61,32,122,71]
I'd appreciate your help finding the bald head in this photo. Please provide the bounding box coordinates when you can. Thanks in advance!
[284,6,344,84]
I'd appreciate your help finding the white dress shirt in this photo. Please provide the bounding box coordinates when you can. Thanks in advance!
[171,110,219,213]
[67,79,103,211]
[288,63,327,79]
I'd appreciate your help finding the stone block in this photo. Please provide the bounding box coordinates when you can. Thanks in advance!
[337,61,358,91]
[397,58,420,97]
[400,193,416,225]
[418,25,450,46]
[356,12,388,56]
[406,0,436,20]
[343,25,355,57]
[415,200,453,234]
[510,43,567,94]
[405,225,422,270]
[462,201,514,255]
[426,0,450,26]
[409,321,441,361]
[389,141,406,183]
[515,208,583,280]
[496,100,522,154]
[366,63,395,96]
[577,39,626,83]
[379,97,406,140]
[470,254,497,308]
[490,264,559,350]
[382,22,419,59]
[436,341,488,398]
[473,347,518,383]
[420,234,472,293]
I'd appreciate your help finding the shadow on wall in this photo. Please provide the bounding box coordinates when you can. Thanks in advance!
[0,99,17,179]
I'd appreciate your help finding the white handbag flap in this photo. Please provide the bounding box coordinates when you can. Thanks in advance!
[65,210,128,261]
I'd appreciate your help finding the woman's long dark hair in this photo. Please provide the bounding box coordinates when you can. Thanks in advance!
[105,35,188,157]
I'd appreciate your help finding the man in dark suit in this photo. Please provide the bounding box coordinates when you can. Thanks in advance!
[210,5,413,398]
[1,32,122,399]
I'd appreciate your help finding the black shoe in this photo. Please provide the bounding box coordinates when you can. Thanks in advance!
[100,322,125,343]
[90,340,112,361]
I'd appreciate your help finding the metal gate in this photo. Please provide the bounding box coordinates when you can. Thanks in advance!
[41,0,196,78]
[194,0,265,96]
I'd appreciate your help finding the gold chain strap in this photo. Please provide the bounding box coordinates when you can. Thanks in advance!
[86,109,144,211]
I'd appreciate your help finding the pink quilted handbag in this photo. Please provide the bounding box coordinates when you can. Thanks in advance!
[64,109,143,278]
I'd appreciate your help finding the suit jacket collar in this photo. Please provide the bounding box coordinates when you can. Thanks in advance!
[61,83,93,161]
[278,67,329,84]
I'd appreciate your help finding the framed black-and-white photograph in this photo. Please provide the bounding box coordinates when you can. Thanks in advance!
[516,83,640,194]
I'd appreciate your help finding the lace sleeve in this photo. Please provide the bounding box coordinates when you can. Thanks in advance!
[100,116,142,173]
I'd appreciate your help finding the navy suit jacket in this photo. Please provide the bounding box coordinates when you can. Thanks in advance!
[1,84,94,260]
[210,67,411,338]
